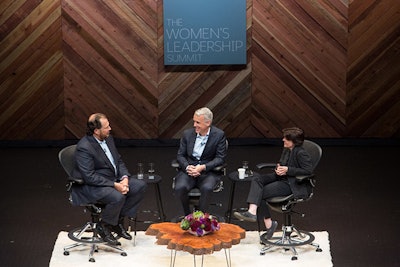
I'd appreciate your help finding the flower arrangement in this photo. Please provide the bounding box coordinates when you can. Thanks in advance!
[180,211,220,236]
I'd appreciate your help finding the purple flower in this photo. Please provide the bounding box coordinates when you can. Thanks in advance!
[180,210,220,236]
[196,228,204,236]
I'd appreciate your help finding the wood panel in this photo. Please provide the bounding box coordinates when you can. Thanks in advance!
[0,0,64,139]
[61,0,159,139]
[0,0,399,140]
[251,0,347,138]
[347,0,400,137]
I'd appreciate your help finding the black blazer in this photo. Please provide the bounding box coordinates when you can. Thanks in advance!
[280,146,313,198]
[177,126,226,173]
[71,135,130,205]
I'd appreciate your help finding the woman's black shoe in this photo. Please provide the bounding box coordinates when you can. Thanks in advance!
[233,211,257,222]
[266,220,278,239]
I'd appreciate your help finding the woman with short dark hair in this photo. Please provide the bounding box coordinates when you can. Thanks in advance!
[234,127,312,239]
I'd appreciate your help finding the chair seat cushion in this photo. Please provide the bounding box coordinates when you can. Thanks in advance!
[266,194,294,203]
[188,188,201,197]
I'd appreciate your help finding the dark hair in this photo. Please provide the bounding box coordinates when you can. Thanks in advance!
[282,127,304,146]
[86,113,106,135]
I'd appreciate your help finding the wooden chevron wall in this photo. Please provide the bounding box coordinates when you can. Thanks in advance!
[0,0,64,139]
[347,0,400,137]
[1,0,399,140]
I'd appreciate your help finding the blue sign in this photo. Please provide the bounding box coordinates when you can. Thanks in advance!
[163,0,247,65]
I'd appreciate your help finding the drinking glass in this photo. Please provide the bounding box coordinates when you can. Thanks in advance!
[148,162,155,179]
[242,161,249,177]
[137,163,144,179]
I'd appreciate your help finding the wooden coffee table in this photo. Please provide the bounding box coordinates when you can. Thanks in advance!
[146,222,245,267]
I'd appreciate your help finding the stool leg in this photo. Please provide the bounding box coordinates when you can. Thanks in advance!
[134,217,137,246]
[128,217,137,246]
[155,183,166,221]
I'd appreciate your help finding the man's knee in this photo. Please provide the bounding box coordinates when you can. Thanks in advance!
[105,191,124,203]
[200,184,213,193]
[174,185,189,197]
[130,179,147,191]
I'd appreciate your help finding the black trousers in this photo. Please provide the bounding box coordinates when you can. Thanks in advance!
[246,173,291,219]
[174,171,219,215]
[98,178,147,225]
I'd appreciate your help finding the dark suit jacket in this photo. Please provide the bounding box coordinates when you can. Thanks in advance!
[71,135,130,205]
[177,126,226,173]
[280,146,313,198]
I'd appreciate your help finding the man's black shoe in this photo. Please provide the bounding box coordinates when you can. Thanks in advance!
[233,211,257,222]
[112,224,132,240]
[98,222,119,246]
[266,220,278,239]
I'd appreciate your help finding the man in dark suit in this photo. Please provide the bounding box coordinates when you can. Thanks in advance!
[71,113,147,245]
[174,107,227,215]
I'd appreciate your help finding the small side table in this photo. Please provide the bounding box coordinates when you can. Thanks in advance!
[146,222,245,267]
[225,171,260,223]
[133,174,166,222]
[128,174,166,244]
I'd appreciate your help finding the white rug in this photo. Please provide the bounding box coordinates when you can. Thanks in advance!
[49,231,333,267]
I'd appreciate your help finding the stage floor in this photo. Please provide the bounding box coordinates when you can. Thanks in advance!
[1,143,399,267]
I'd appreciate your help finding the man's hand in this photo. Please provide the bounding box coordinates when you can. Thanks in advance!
[186,164,205,177]
[114,181,129,194]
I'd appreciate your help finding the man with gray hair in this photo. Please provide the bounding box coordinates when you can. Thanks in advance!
[174,107,227,215]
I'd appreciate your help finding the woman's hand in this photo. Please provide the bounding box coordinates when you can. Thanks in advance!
[275,164,288,176]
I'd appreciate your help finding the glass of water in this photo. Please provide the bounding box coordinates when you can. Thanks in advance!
[137,163,144,179]
[148,163,155,179]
